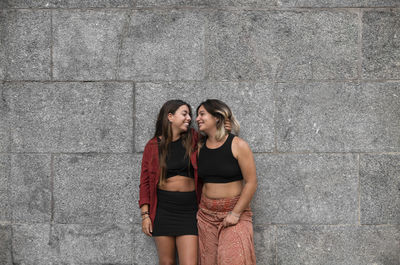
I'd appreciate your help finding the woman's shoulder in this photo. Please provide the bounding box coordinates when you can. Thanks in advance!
[144,137,159,150]
[231,135,251,152]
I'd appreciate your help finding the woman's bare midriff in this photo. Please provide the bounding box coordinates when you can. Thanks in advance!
[158,175,195,192]
[202,180,243,199]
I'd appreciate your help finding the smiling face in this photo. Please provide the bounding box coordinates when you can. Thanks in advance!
[168,104,191,133]
[196,105,218,133]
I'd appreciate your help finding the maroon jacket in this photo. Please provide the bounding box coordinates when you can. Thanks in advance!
[138,129,202,226]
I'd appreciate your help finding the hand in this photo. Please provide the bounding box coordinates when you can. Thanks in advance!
[142,216,152,236]
[222,212,240,227]
[224,119,232,132]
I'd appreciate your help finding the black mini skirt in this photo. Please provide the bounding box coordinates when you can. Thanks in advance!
[152,189,198,237]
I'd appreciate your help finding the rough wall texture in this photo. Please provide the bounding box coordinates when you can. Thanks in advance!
[0,1,399,264]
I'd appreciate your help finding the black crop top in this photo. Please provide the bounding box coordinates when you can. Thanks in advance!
[159,137,194,179]
[198,133,243,183]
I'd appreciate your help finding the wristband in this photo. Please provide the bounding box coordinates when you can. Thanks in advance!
[229,211,240,218]
[142,215,149,220]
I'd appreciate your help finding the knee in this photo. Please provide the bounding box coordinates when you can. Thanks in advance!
[159,258,176,265]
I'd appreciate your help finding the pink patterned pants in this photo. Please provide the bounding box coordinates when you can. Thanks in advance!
[197,195,256,265]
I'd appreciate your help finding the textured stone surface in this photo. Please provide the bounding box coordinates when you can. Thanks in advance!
[0,155,10,222]
[135,81,274,152]
[5,82,133,153]
[253,226,276,265]
[132,224,158,264]
[279,0,400,7]
[276,225,400,265]
[53,10,127,80]
[0,84,11,152]
[0,0,134,8]
[10,154,51,223]
[362,10,400,79]
[0,225,12,265]
[206,10,358,81]
[118,10,205,81]
[1,0,399,8]
[12,224,57,265]
[253,154,358,225]
[132,154,143,223]
[360,154,400,224]
[0,10,51,81]
[54,154,135,224]
[53,224,132,264]
[53,10,205,81]
[134,0,400,7]
[276,82,400,152]
[1,2,399,264]
[135,0,278,7]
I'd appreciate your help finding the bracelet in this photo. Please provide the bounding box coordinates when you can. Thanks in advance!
[229,211,241,218]
[141,211,149,216]
[142,215,149,220]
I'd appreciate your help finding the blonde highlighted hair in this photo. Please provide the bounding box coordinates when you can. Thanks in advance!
[196,99,240,142]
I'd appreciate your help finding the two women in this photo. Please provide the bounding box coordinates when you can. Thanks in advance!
[139,99,257,265]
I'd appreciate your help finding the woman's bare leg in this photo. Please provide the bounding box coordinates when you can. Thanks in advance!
[154,236,177,265]
[176,235,198,265]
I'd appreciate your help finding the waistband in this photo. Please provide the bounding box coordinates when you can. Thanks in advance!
[200,194,240,212]
[157,189,197,203]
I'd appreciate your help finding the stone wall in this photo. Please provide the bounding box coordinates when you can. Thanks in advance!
[0,1,399,264]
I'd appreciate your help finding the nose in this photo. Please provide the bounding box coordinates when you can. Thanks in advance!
[196,116,200,122]
[186,114,191,121]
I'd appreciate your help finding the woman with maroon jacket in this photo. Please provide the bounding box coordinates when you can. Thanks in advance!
[138,100,201,265]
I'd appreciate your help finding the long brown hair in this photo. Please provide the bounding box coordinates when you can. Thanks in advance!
[154,100,193,187]
[196,99,240,146]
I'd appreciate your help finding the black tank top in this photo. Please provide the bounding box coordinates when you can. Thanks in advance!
[159,137,194,179]
[198,133,243,183]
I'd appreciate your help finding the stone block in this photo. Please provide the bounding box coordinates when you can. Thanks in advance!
[360,154,400,224]
[135,0,400,8]
[0,10,51,80]
[253,154,358,225]
[0,0,134,8]
[54,154,135,224]
[253,226,275,265]
[275,82,400,152]
[53,10,205,81]
[52,224,132,264]
[135,0,278,8]
[12,224,57,265]
[132,224,158,264]
[0,155,10,222]
[279,0,400,7]
[0,225,12,265]
[132,154,143,223]
[5,82,133,153]
[206,10,358,81]
[135,82,274,152]
[53,10,128,81]
[118,10,205,81]
[10,154,51,223]
[362,10,400,79]
[0,84,11,152]
[276,225,400,265]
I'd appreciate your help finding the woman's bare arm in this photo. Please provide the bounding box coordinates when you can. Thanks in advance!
[223,137,257,227]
